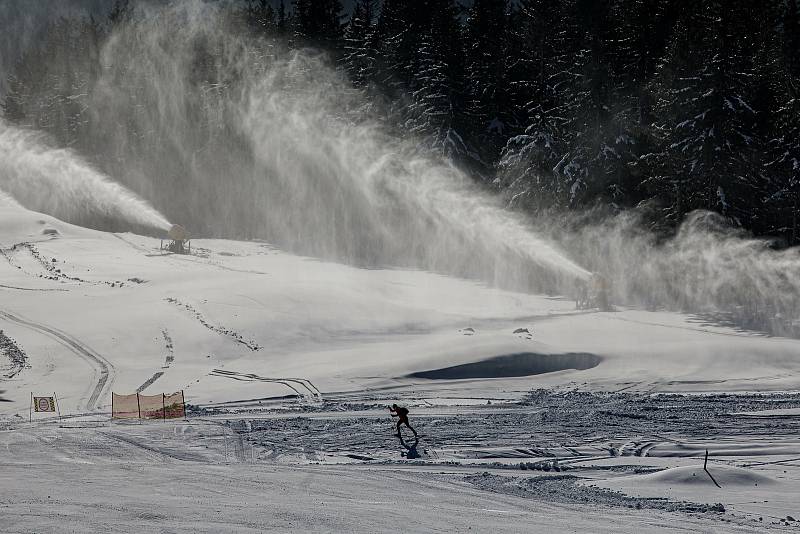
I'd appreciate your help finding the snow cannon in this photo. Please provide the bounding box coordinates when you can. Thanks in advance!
[575,272,612,311]
[590,272,611,311]
[161,224,191,254]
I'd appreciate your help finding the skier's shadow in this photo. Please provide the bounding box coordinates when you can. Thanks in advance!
[397,432,420,459]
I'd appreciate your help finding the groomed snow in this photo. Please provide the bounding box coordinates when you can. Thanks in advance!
[2,202,800,533]
[2,202,799,414]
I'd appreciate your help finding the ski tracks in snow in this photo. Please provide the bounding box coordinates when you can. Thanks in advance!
[165,297,261,351]
[210,368,322,402]
[136,329,175,393]
[0,329,28,378]
[0,310,114,411]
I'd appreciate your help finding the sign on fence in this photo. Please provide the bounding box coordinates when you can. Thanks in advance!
[30,393,61,422]
[33,396,55,412]
[112,391,185,420]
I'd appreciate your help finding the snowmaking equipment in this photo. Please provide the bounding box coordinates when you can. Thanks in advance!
[161,224,191,254]
[575,272,612,311]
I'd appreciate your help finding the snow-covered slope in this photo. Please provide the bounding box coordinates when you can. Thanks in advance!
[4,202,800,533]
[2,201,800,417]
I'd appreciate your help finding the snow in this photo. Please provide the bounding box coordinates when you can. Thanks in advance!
[591,463,800,523]
[0,423,764,533]
[2,202,800,532]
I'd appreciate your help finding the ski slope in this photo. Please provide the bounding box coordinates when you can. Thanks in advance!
[2,201,800,532]
[2,201,799,414]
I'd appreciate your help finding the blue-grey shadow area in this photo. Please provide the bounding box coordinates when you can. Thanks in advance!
[407,352,602,380]
[398,433,420,459]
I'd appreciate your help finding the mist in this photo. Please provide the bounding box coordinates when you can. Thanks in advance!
[547,209,800,335]
[1,0,798,334]
[0,119,170,232]
[76,1,587,286]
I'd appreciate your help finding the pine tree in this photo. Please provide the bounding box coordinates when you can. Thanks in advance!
[292,0,345,51]
[764,0,800,243]
[610,0,679,211]
[374,0,423,97]
[276,1,289,37]
[463,0,518,169]
[643,0,765,227]
[2,16,102,149]
[244,0,277,36]
[565,0,625,207]
[498,0,585,211]
[342,0,379,88]
[404,1,471,163]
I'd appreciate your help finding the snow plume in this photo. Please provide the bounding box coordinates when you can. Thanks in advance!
[0,119,171,232]
[555,210,800,335]
[84,2,587,287]
[0,186,21,208]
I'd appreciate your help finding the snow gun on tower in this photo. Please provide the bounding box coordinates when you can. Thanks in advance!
[161,224,191,254]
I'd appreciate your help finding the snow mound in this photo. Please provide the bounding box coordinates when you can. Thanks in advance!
[635,465,776,487]
[0,202,91,241]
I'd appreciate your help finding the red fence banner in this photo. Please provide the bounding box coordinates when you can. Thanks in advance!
[112,391,185,420]
[164,391,186,419]
[138,393,166,419]
[111,393,140,419]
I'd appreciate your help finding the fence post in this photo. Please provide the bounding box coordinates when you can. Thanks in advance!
[181,390,186,419]
[54,392,61,421]
[162,393,166,421]
[704,449,721,488]
[136,393,141,419]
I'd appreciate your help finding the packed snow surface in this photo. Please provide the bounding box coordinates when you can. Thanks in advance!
[2,202,800,532]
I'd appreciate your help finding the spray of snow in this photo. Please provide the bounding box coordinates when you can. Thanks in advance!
[0,119,171,231]
[554,210,800,334]
[85,2,587,286]
[7,1,796,331]
[0,186,22,208]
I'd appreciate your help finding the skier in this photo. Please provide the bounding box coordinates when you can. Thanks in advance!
[389,403,417,437]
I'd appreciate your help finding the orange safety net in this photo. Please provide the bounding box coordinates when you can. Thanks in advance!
[164,391,185,419]
[112,391,185,419]
[137,393,165,419]
[112,393,140,419]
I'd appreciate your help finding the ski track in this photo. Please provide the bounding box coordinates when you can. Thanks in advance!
[162,329,174,367]
[0,310,114,411]
[210,368,321,401]
[602,314,774,340]
[101,431,202,462]
[136,329,175,393]
[2,242,131,288]
[165,297,261,351]
[136,372,165,393]
[197,390,800,471]
[112,233,152,253]
[0,283,67,292]
[166,248,271,276]
[2,243,87,284]
[3,393,798,531]
[0,329,28,378]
